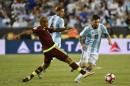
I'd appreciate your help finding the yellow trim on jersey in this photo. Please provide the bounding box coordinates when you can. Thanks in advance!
[43,44,56,53]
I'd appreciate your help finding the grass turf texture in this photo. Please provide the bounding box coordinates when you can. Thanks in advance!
[0,54,130,86]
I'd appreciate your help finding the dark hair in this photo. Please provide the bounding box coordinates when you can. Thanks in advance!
[55,5,63,12]
[92,15,100,20]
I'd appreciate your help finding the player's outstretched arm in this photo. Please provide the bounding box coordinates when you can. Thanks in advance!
[14,30,33,39]
[52,27,72,32]
[107,35,112,45]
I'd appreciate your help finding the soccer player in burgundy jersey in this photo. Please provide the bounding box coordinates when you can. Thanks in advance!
[15,16,89,82]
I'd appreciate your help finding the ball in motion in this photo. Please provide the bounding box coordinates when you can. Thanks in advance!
[105,73,116,84]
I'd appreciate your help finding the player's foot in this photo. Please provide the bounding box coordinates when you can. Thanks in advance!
[74,78,80,83]
[71,62,80,72]
[71,69,74,72]
[22,76,31,82]
[74,73,82,83]
[37,74,42,79]
[83,71,95,78]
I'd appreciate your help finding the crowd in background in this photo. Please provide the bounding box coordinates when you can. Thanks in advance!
[0,0,130,39]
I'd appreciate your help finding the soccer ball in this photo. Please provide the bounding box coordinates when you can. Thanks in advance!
[105,73,116,84]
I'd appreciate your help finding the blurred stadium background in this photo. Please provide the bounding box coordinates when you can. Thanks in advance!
[0,0,130,86]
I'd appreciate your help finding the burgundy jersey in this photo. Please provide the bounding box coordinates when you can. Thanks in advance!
[32,26,55,50]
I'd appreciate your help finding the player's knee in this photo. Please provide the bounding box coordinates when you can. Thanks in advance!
[86,66,92,72]
[88,62,95,67]
[80,63,88,68]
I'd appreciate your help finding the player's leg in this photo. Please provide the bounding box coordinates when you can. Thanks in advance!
[52,43,61,60]
[36,53,54,78]
[50,47,86,75]
[83,54,98,76]
[74,50,89,83]
[71,50,89,72]
[86,53,98,71]
[74,52,95,83]
[22,53,52,82]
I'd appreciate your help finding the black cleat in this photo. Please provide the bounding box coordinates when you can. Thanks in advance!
[71,69,74,72]
[22,76,31,82]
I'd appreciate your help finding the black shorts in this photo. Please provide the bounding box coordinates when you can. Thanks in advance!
[44,46,68,63]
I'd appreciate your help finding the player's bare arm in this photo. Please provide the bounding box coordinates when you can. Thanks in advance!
[15,30,33,39]
[52,27,72,32]
[107,35,112,45]
[79,36,85,45]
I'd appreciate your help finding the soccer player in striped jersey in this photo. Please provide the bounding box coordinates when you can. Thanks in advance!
[74,15,112,83]
[48,6,65,48]
[15,16,89,82]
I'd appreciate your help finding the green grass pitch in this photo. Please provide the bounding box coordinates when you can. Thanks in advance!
[0,54,130,86]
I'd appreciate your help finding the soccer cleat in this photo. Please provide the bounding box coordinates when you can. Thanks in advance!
[83,71,95,78]
[74,79,80,83]
[74,78,81,83]
[22,76,31,82]
[71,69,74,72]
[74,73,82,83]
[37,74,42,79]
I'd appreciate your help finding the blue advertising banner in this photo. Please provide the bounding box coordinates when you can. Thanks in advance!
[5,39,130,54]
[62,39,82,53]
[6,39,82,54]
[6,40,41,54]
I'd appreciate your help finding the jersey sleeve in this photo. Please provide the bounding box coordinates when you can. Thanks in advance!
[32,26,42,34]
[48,16,53,28]
[80,26,89,37]
[59,18,65,28]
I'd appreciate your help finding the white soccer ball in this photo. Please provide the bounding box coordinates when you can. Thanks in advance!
[105,73,116,84]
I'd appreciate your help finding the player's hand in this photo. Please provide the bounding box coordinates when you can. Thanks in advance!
[108,41,112,46]
[82,44,86,50]
[14,35,20,40]
[67,27,73,30]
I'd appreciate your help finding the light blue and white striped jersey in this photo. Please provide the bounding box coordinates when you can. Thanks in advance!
[48,15,65,47]
[80,23,109,54]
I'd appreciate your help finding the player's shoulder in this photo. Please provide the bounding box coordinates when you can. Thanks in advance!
[99,23,106,29]
[60,17,64,21]
[48,16,52,20]
[48,15,54,20]
[33,26,41,30]
[55,15,64,21]
[33,26,38,30]
[84,24,91,30]
[99,23,105,27]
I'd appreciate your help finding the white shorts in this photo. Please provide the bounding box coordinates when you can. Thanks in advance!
[80,50,99,66]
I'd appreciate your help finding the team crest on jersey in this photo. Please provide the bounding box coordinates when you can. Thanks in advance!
[91,31,95,34]
[91,31,95,38]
